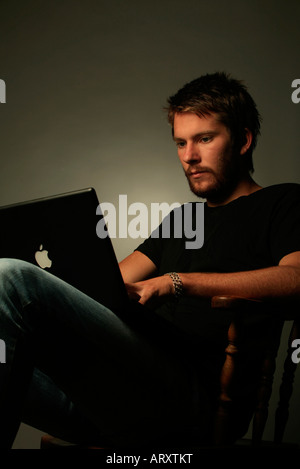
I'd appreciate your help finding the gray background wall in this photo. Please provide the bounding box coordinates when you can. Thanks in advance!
[0,0,299,448]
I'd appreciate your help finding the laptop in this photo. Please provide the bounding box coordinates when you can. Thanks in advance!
[0,188,192,349]
[0,188,131,316]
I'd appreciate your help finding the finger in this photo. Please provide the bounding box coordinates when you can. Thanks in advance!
[127,290,141,301]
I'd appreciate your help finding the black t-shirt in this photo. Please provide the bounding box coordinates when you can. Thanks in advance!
[136,183,300,338]
[135,183,300,375]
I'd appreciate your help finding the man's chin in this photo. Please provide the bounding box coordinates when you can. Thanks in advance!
[188,180,216,200]
[189,179,239,205]
[186,172,218,198]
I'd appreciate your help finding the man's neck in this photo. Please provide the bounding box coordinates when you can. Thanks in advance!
[206,176,262,207]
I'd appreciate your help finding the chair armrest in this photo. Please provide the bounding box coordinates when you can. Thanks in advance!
[211,295,263,312]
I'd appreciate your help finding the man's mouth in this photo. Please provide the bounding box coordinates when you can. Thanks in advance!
[188,169,211,178]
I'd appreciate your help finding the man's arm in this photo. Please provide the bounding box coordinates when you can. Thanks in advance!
[180,251,300,300]
[126,251,300,307]
[119,251,157,283]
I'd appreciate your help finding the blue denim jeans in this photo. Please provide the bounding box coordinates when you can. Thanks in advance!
[0,258,211,448]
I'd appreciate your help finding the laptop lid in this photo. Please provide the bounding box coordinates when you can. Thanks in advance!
[0,188,130,315]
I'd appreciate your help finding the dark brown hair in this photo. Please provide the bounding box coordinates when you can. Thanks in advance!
[166,72,262,173]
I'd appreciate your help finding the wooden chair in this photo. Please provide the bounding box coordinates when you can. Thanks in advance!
[212,295,300,448]
[40,295,300,449]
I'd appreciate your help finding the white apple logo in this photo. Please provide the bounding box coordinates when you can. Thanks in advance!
[35,244,52,269]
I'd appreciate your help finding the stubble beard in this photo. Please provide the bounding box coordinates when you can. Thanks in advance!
[185,155,241,204]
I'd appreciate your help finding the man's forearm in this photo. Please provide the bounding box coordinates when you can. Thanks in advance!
[125,252,300,307]
[179,265,300,301]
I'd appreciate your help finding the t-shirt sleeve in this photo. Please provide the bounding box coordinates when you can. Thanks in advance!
[134,211,173,268]
[134,234,163,269]
[270,184,300,264]
[134,208,182,269]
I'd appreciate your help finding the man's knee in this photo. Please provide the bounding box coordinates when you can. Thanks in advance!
[0,258,32,273]
[0,258,39,287]
[0,259,39,325]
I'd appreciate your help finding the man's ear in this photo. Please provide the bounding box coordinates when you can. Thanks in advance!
[240,128,252,155]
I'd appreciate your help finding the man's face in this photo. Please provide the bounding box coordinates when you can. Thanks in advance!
[173,112,242,205]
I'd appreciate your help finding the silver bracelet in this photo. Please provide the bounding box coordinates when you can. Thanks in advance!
[164,272,183,299]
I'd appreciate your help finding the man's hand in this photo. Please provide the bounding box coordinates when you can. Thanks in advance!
[125,275,174,308]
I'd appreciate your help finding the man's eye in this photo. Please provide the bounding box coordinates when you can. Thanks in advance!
[176,141,186,148]
[201,136,212,143]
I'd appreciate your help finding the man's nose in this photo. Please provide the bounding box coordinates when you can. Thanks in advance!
[182,142,201,164]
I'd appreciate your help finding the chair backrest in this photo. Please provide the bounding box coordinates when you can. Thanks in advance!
[211,295,299,447]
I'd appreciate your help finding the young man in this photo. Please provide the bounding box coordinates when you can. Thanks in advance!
[0,72,300,449]
[121,74,300,306]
